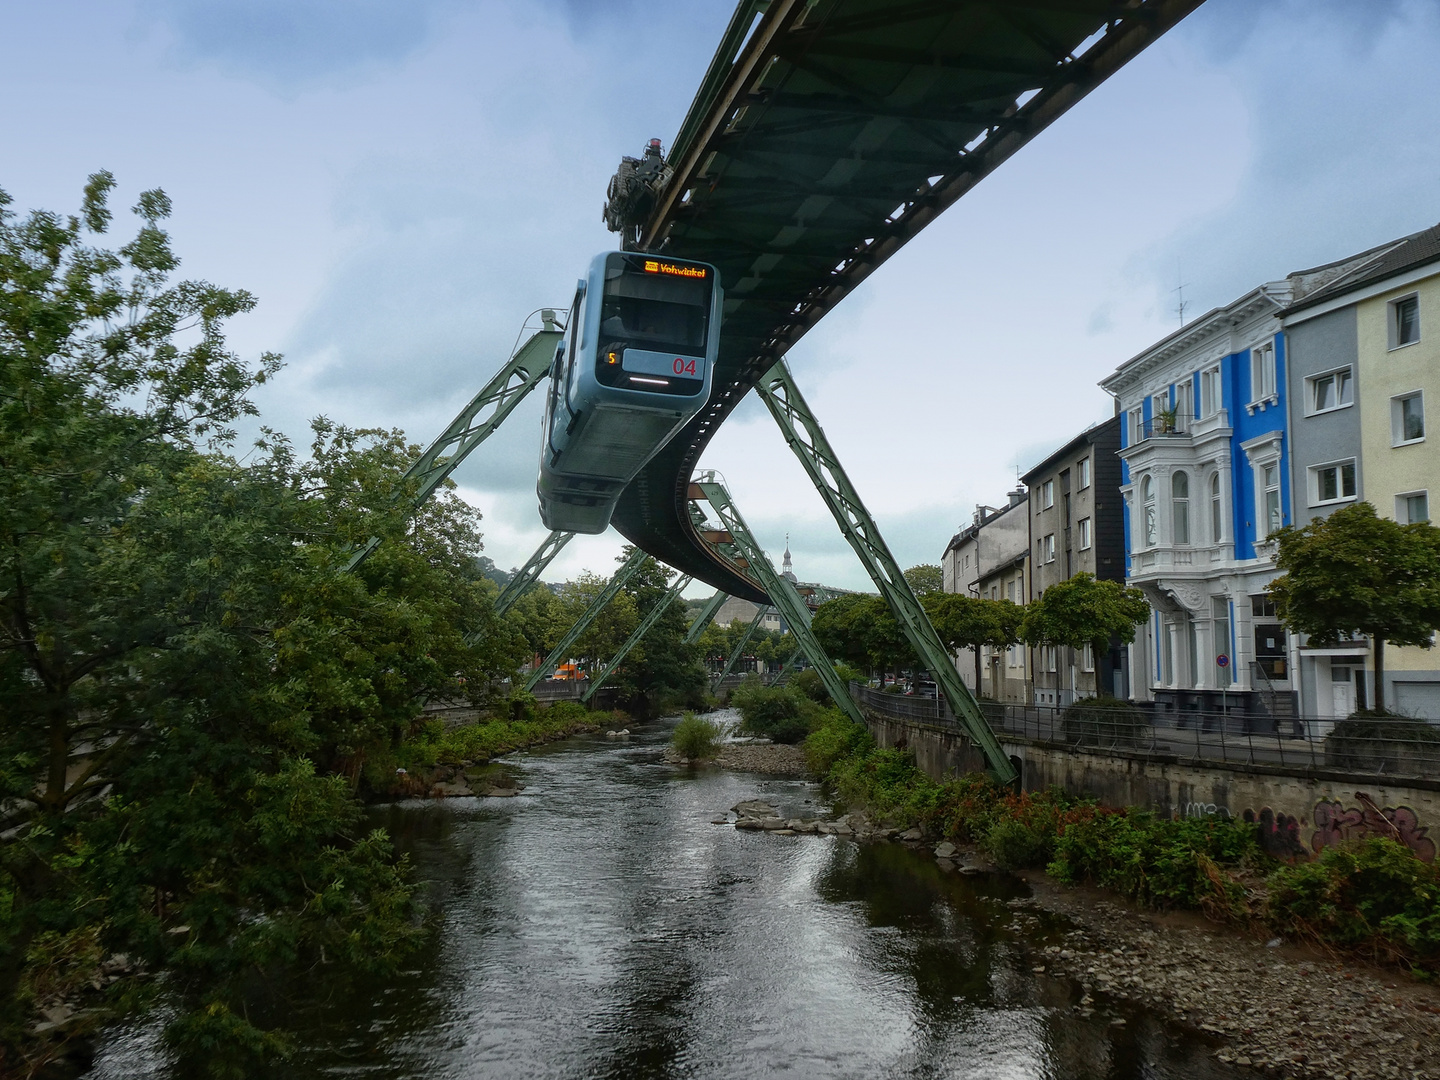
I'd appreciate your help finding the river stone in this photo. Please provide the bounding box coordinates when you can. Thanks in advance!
[830,823,853,836]
[733,800,777,818]
[483,786,518,797]
[710,815,730,825]
[773,829,797,836]
[734,817,765,830]
[900,827,924,842]
[934,841,958,860]
[936,858,957,872]
[760,817,791,830]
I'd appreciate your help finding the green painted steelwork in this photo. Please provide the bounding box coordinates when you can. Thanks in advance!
[684,589,730,644]
[767,648,801,686]
[581,574,694,703]
[494,530,573,617]
[712,605,772,683]
[347,311,564,572]
[754,358,1015,783]
[693,477,864,726]
[608,0,1205,602]
[522,548,649,694]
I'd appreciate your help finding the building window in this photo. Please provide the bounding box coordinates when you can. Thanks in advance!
[1040,479,1054,509]
[1399,491,1429,524]
[1200,366,1222,418]
[1078,457,1090,489]
[1171,471,1190,546]
[1390,294,1420,349]
[1308,368,1353,414]
[1311,460,1357,505]
[1174,380,1194,431]
[1077,517,1092,550]
[1141,475,1156,547]
[1250,342,1277,402]
[1081,642,1095,673]
[1041,646,1057,673]
[1392,391,1425,445]
[1042,534,1056,563]
[1263,464,1282,536]
[1210,473,1223,544]
[1152,391,1173,431]
[1127,407,1144,446]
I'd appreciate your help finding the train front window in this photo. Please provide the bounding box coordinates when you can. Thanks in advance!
[599,260,710,357]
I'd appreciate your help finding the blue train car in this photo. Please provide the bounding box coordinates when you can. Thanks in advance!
[538,251,721,534]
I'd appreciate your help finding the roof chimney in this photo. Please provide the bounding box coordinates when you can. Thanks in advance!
[1007,487,1025,508]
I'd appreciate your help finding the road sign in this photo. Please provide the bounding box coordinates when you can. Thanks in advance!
[1216,654,1230,668]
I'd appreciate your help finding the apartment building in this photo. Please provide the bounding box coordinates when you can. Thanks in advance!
[940,490,1030,702]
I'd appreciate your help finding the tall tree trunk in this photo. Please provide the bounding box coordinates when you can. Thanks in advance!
[1373,635,1386,713]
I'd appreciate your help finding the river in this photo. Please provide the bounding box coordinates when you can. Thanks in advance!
[86,711,1241,1079]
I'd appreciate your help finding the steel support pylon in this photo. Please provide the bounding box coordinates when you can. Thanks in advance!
[754,359,1016,783]
[494,530,574,617]
[684,589,729,644]
[522,548,649,694]
[768,648,801,686]
[347,310,565,572]
[712,605,771,683]
[581,574,693,703]
[693,478,865,726]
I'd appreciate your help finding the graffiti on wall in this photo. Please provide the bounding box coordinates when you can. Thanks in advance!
[1173,792,1435,863]
[1312,792,1436,863]
[1242,807,1309,860]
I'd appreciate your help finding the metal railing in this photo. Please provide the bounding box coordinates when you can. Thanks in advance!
[850,684,1440,782]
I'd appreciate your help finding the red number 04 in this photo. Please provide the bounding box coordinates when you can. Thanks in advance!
[672,358,698,376]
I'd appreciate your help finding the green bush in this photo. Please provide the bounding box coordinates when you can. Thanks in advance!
[1266,838,1440,973]
[982,817,1052,870]
[1048,811,1257,911]
[1324,713,1440,775]
[803,709,873,776]
[731,680,825,744]
[671,712,724,761]
[790,667,829,704]
[1061,696,1150,749]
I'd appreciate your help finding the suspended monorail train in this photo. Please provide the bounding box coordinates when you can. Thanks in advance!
[537,251,722,533]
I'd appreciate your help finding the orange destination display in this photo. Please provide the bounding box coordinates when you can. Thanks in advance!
[643,259,707,279]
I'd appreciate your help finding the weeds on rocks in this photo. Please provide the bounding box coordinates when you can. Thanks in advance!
[671,713,725,761]
[1266,838,1440,976]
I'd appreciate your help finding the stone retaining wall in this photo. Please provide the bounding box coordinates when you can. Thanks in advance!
[860,703,1439,862]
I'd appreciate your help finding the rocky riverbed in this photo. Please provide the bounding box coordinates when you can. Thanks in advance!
[718,797,1440,1080]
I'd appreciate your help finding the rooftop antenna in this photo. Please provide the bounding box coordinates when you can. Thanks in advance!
[1173,262,1190,327]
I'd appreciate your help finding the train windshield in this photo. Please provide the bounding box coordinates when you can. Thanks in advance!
[599,256,711,356]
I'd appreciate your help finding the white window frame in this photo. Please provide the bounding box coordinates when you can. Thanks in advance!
[1200,366,1222,418]
[1397,490,1430,525]
[1306,367,1354,416]
[1172,471,1191,546]
[1249,341,1277,405]
[1141,475,1157,548]
[1173,380,1194,432]
[1127,407,1144,446]
[1042,533,1056,563]
[1209,472,1224,544]
[1081,642,1095,673]
[1078,457,1091,489]
[1309,458,1358,507]
[1392,390,1425,446]
[1389,293,1420,350]
[1077,517,1092,551]
[1040,479,1054,510]
[1261,463,1282,538]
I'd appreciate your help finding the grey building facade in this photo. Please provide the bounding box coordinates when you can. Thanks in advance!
[1021,415,1128,704]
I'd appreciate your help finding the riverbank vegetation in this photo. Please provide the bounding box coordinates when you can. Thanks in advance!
[670,713,725,761]
[803,711,1440,976]
[0,177,686,1077]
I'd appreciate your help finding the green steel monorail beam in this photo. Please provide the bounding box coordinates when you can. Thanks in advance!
[522,548,649,694]
[753,359,1016,784]
[692,478,865,727]
[684,589,730,644]
[581,574,694,703]
[712,605,772,683]
[346,310,564,572]
[494,530,574,617]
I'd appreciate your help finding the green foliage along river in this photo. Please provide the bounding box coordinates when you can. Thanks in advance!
[84,715,1244,1080]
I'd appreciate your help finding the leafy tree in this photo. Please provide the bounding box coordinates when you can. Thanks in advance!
[1268,502,1440,713]
[812,594,917,679]
[924,593,1024,693]
[903,563,944,597]
[505,582,564,659]
[552,571,638,674]
[1019,572,1150,678]
[608,548,705,707]
[0,175,521,1074]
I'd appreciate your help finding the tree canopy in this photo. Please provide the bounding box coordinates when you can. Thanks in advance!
[903,563,944,597]
[1018,572,1150,665]
[1268,502,1440,713]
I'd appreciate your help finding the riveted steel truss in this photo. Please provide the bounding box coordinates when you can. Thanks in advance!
[684,589,730,644]
[713,605,772,683]
[692,477,864,726]
[522,547,649,694]
[753,358,1015,783]
[494,529,574,617]
[581,575,693,703]
[347,310,564,572]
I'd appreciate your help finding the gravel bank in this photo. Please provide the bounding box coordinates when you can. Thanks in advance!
[1015,870,1440,1079]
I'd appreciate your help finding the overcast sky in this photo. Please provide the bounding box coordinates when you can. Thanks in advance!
[5,0,1439,594]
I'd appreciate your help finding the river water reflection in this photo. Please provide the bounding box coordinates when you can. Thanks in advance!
[88,713,1240,1079]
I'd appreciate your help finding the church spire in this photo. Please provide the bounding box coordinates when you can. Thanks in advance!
[782,533,795,582]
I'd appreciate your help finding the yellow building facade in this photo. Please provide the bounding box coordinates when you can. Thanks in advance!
[1357,267,1440,705]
